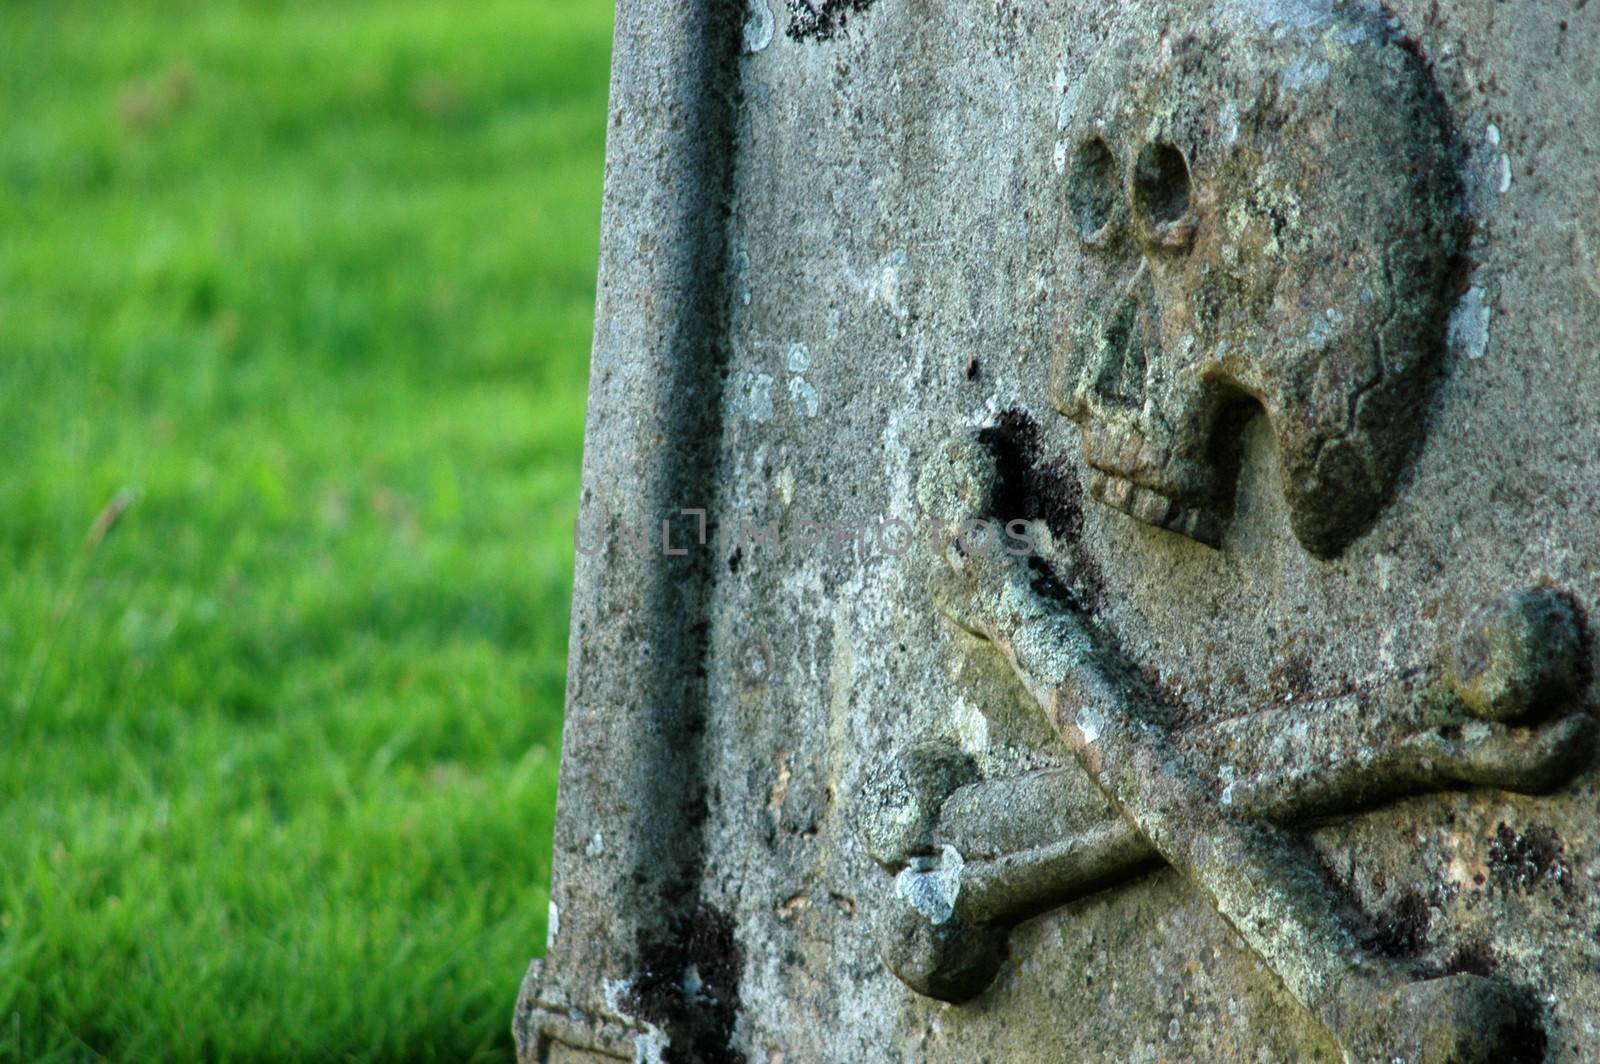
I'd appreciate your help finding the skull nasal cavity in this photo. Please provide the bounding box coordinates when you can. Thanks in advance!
[1134,142,1191,227]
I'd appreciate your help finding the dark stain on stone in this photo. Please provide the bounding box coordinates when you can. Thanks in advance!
[1269,653,1316,703]
[727,547,742,573]
[623,905,745,1063]
[1488,822,1571,895]
[975,407,1043,525]
[1025,555,1075,604]
[785,0,875,42]
[1033,454,1088,546]
[1368,888,1431,958]
[976,407,1105,613]
[1445,939,1499,977]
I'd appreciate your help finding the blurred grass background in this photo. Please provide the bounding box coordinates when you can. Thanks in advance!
[0,0,611,1059]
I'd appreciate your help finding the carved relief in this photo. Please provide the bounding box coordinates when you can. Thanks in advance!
[1051,2,1461,556]
[856,434,1593,1063]
[851,7,1579,1060]
[861,622,1591,1005]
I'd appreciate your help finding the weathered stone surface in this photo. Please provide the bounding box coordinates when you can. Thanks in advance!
[518,0,1600,1060]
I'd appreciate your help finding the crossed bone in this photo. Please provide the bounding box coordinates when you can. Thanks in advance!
[861,433,1592,1064]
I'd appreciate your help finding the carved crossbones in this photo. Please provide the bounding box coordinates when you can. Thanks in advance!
[860,434,1591,1063]
[862,699,1592,1001]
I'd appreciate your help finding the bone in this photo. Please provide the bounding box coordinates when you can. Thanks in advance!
[879,713,1593,938]
[907,434,1586,1062]
[871,674,1576,874]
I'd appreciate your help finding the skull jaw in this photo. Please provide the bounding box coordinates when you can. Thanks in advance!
[1077,418,1231,549]
[1088,470,1226,548]
[1076,401,1411,560]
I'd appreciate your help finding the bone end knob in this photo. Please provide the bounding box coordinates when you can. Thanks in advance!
[858,742,979,871]
[1449,587,1585,723]
[868,885,1007,1005]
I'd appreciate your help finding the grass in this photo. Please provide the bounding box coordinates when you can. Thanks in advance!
[0,1,612,1059]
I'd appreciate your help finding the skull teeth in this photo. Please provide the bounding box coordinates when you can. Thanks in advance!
[1088,471,1225,547]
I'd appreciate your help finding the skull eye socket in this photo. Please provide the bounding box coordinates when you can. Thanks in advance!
[1067,136,1119,243]
[1133,141,1194,246]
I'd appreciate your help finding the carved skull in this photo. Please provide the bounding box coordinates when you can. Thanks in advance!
[1052,2,1460,557]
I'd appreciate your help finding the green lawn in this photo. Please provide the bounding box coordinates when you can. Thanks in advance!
[0,1,610,1059]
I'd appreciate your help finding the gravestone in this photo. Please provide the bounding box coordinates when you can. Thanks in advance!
[515,0,1600,1060]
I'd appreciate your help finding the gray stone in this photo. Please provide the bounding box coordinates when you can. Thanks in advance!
[517,0,1600,1060]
